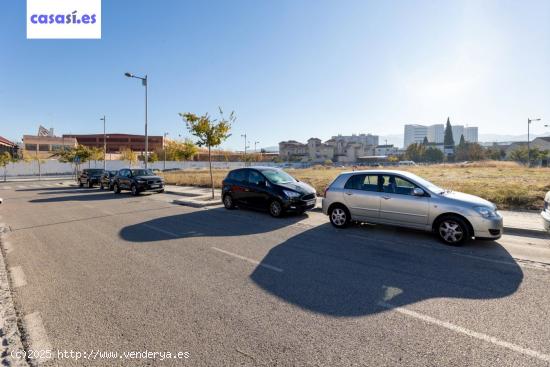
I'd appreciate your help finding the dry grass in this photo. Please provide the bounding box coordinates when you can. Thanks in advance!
[161,161,550,210]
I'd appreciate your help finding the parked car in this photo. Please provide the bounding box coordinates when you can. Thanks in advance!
[542,191,550,232]
[99,170,118,190]
[79,169,105,188]
[222,167,317,217]
[322,170,503,245]
[112,168,165,195]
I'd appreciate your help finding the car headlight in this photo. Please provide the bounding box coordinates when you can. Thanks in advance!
[283,190,301,198]
[474,206,498,218]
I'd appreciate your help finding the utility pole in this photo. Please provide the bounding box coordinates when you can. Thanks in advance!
[125,72,148,169]
[527,118,541,167]
[100,116,106,170]
[163,132,168,171]
[241,134,247,165]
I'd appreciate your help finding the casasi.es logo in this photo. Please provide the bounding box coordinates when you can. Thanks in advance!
[27,0,101,39]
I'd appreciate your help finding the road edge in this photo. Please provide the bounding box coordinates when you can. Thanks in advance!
[0,225,29,367]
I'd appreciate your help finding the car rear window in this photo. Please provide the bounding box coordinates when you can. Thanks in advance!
[228,169,247,182]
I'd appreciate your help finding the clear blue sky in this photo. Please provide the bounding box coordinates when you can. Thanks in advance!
[1,0,549,149]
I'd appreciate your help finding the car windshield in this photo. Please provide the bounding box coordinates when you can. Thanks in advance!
[403,172,444,193]
[261,169,296,184]
[131,169,154,176]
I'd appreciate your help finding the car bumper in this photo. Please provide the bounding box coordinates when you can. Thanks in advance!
[471,214,503,239]
[541,210,550,232]
[283,198,317,212]
[89,177,101,184]
[137,183,164,192]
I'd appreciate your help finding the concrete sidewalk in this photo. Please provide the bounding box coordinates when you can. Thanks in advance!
[165,185,548,236]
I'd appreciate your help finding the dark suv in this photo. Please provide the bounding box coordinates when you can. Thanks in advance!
[79,169,105,188]
[99,170,118,190]
[112,168,164,195]
[222,167,317,217]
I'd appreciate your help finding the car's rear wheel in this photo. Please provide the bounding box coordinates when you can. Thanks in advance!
[223,194,235,209]
[329,205,350,228]
[88,181,93,188]
[268,200,283,217]
[436,216,470,246]
[131,184,139,196]
[79,182,83,188]
[113,183,121,194]
[99,183,104,190]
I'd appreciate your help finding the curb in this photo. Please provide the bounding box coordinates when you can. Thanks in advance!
[172,198,222,208]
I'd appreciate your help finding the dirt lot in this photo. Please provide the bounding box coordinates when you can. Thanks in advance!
[161,161,550,210]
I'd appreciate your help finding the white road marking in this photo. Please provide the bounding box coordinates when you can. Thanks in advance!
[3,241,13,253]
[9,266,27,287]
[378,301,550,363]
[24,312,52,364]
[16,185,27,189]
[211,247,283,273]
[1,186,11,190]
[142,223,180,237]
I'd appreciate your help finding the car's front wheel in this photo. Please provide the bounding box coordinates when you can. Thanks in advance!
[131,184,140,196]
[113,183,121,194]
[99,183,104,190]
[79,181,83,188]
[436,216,470,246]
[268,200,283,217]
[223,194,235,209]
[88,181,93,188]
[329,205,350,228]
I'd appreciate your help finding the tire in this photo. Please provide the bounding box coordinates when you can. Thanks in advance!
[113,183,121,194]
[223,194,235,209]
[436,215,470,246]
[329,204,350,228]
[79,182,83,188]
[131,184,140,196]
[88,181,93,188]
[109,184,114,191]
[158,189,165,193]
[99,183,104,190]
[268,200,283,218]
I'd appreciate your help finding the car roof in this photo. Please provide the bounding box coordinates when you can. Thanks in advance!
[338,169,419,178]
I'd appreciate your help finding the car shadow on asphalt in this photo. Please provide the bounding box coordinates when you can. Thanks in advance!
[16,186,81,192]
[119,207,523,317]
[249,223,524,316]
[119,207,309,242]
[28,192,131,203]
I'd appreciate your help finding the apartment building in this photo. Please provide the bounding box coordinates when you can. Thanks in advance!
[404,123,478,147]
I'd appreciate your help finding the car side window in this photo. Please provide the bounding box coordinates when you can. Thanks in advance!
[344,174,379,192]
[381,175,417,195]
[232,170,247,183]
[248,170,264,185]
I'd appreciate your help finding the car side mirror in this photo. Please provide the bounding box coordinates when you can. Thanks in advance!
[413,188,425,196]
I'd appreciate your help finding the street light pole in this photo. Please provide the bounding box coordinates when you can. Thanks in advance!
[163,132,168,171]
[527,118,541,167]
[100,116,106,170]
[125,72,148,169]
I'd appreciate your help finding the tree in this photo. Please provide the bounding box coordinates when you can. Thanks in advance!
[120,148,138,168]
[458,134,465,147]
[162,139,198,161]
[422,136,429,145]
[149,151,159,163]
[89,147,104,168]
[444,117,455,149]
[22,150,46,180]
[179,108,235,199]
[405,143,426,162]
[424,147,444,163]
[0,152,12,182]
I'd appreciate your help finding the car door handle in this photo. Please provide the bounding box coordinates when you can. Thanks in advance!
[382,196,391,200]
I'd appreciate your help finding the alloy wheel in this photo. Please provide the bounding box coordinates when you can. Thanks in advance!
[224,195,233,209]
[270,201,282,217]
[331,208,347,227]
[439,220,464,244]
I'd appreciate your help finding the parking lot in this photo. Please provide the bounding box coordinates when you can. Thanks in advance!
[1,180,550,366]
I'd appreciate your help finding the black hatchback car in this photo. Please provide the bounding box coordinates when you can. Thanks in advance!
[222,167,317,217]
[99,170,118,190]
[79,169,105,188]
[112,168,165,195]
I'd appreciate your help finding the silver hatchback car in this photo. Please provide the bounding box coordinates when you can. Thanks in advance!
[322,170,503,245]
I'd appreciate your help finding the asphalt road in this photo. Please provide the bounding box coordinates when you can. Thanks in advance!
[1,181,550,366]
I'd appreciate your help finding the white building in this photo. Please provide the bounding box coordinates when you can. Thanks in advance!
[427,124,445,144]
[404,125,428,147]
[331,133,378,146]
[464,127,478,143]
[404,123,478,147]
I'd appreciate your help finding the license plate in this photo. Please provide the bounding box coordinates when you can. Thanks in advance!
[307,200,316,206]
[150,184,160,188]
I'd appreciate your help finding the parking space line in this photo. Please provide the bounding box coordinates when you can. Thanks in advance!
[9,266,27,288]
[211,247,283,272]
[24,312,52,364]
[142,223,180,237]
[378,301,550,363]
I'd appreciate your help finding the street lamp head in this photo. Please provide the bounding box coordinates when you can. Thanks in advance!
[124,72,133,78]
